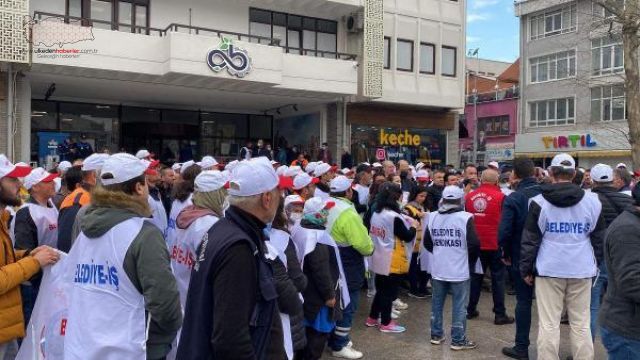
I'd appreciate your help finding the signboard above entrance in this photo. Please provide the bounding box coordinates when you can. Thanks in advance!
[379,129,421,146]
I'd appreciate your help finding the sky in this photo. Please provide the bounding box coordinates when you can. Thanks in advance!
[466,0,520,63]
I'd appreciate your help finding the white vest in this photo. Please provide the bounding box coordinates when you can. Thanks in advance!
[369,209,403,276]
[427,211,473,282]
[172,214,219,309]
[353,184,370,206]
[266,229,294,360]
[532,192,601,278]
[166,196,193,250]
[21,201,59,248]
[314,187,330,200]
[65,218,147,360]
[148,194,168,236]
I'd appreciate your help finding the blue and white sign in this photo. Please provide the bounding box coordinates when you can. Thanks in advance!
[206,37,252,78]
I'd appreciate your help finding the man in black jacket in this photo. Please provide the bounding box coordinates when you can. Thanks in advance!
[588,163,633,341]
[426,169,445,211]
[598,182,640,358]
[178,157,285,360]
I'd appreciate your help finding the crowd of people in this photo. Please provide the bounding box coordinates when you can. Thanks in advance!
[0,148,638,360]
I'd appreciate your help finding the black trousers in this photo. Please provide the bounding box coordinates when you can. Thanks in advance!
[299,327,330,360]
[369,273,402,325]
[409,252,429,294]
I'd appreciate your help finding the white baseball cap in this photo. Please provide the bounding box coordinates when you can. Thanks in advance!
[442,185,465,200]
[23,167,58,190]
[135,149,151,159]
[270,160,280,166]
[181,160,196,174]
[550,153,576,170]
[228,157,279,197]
[415,162,426,171]
[284,166,302,178]
[171,163,182,172]
[284,194,305,209]
[225,160,240,171]
[275,165,289,177]
[591,163,613,183]
[293,172,319,190]
[100,153,149,186]
[372,162,383,168]
[616,162,627,169]
[194,170,227,192]
[314,163,333,177]
[416,169,430,181]
[488,161,500,169]
[0,154,31,179]
[303,196,335,215]
[82,153,110,172]
[198,155,219,170]
[330,175,352,193]
[339,168,354,176]
[58,161,72,173]
[305,161,318,174]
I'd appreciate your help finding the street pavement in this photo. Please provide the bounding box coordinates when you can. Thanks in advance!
[324,288,606,359]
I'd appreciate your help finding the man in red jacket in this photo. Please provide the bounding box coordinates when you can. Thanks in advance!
[464,168,514,325]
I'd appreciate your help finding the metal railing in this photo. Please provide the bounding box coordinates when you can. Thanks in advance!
[466,86,520,104]
[32,12,357,61]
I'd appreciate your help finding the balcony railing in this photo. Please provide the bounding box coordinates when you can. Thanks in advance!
[466,86,519,104]
[32,12,358,61]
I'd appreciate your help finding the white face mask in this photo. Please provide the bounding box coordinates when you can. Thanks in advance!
[289,212,303,223]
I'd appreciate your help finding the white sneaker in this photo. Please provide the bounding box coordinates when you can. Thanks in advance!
[392,308,401,316]
[393,298,408,310]
[379,311,399,321]
[332,345,363,359]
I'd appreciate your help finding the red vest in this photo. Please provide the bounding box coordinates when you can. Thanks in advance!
[465,184,504,250]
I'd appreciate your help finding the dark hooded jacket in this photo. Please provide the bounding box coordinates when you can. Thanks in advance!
[591,185,633,227]
[519,182,606,278]
[80,187,182,360]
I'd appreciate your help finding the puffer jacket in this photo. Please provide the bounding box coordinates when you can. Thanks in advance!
[465,183,504,250]
[0,209,40,343]
[404,203,424,253]
[591,186,633,226]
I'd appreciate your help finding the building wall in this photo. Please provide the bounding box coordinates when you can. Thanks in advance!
[465,57,510,78]
[463,98,518,143]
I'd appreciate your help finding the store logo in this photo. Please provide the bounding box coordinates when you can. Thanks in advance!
[542,134,597,149]
[379,129,421,146]
[206,37,252,78]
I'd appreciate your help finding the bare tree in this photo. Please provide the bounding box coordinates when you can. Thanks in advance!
[594,0,640,168]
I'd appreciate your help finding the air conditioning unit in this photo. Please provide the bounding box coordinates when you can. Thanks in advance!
[346,12,364,33]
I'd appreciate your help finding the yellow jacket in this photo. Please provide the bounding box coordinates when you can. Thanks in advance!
[404,204,424,253]
[389,238,410,274]
[0,208,40,343]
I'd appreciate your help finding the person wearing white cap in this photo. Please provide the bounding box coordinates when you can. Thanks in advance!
[178,157,286,360]
[325,175,373,357]
[135,149,152,160]
[616,162,627,169]
[171,162,182,175]
[520,153,606,360]
[64,153,181,360]
[52,161,74,208]
[172,170,227,311]
[422,185,480,350]
[285,165,303,178]
[292,172,319,201]
[57,153,109,252]
[586,163,633,341]
[198,155,219,171]
[313,162,336,199]
[488,161,500,170]
[166,162,202,261]
[276,165,289,177]
[284,194,305,229]
[305,161,318,175]
[0,155,59,358]
[366,182,418,335]
[352,164,373,216]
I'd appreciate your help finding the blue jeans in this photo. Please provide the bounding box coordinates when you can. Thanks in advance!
[510,267,534,351]
[329,289,360,351]
[468,250,507,316]
[591,262,608,340]
[431,279,470,344]
[601,326,640,360]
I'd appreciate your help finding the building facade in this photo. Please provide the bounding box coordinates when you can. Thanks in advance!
[514,0,632,168]
[1,0,465,169]
[465,57,511,79]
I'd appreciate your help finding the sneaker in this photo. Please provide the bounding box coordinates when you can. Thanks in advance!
[332,346,363,359]
[365,317,379,327]
[450,340,477,351]
[392,308,401,315]
[408,292,428,299]
[466,310,479,319]
[430,335,445,345]
[501,346,529,359]
[392,299,408,310]
[379,321,406,334]
[495,314,515,325]
[391,311,399,320]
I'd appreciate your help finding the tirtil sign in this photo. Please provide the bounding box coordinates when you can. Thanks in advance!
[379,129,421,146]
[206,38,252,78]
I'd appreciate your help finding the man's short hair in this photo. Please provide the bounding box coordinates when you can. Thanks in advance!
[512,158,534,179]
[550,166,576,181]
[614,168,632,187]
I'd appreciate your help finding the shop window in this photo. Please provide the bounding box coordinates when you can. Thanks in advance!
[201,113,250,158]
[397,39,414,72]
[59,103,117,132]
[383,37,390,69]
[591,84,626,122]
[420,42,435,74]
[442,46,457,77]
[477,115,510,136]
[31,100,58,130]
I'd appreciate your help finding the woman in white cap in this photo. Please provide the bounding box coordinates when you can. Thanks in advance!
[284,194,305,230]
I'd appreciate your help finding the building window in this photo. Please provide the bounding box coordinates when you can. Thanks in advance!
[530,50,576,83]
[419,42,435,74]
[529,98,575,127]
[442,46,457,77]
[384,37,390,69]
[396,39,414,72]
[591,84,626,122]
[65,0,149,33]
[478,115,510,136]
[529,3,577,40]
[592,34,624,76]
[592,0,624,19]
[249,8,338,57]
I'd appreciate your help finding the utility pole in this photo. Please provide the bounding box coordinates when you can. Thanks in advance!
[468,48,480,164]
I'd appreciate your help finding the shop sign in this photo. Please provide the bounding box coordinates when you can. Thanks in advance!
[379,129,421,146]
[542,134,597,149]
[375,148,386,161]
[485,143,514,161]
[206,38,252,78]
